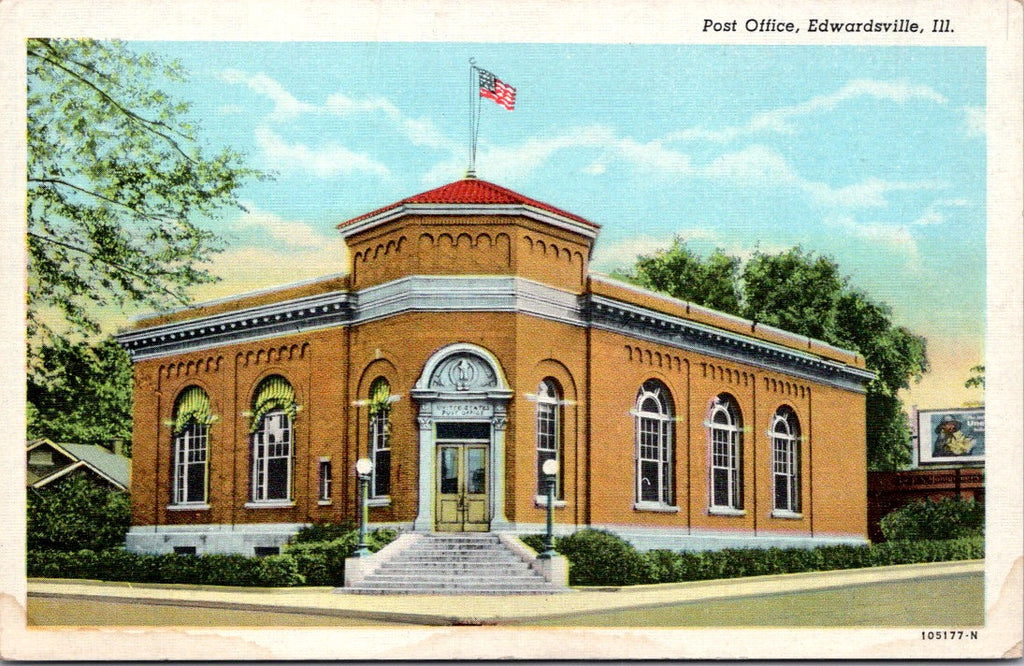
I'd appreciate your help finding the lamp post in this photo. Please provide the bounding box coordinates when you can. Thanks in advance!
[354,457,374,557]
[539,458,558,559]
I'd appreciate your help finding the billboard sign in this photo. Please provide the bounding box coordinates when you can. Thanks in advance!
[918,408,985,464]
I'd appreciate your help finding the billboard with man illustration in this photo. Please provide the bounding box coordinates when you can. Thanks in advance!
[918,408,986,464]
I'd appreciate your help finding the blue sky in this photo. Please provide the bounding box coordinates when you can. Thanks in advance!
[133,42,986,408]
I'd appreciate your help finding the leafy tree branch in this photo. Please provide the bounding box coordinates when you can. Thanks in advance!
[26,39,267,450]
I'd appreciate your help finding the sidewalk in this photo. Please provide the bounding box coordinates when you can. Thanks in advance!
[27,559,983,626]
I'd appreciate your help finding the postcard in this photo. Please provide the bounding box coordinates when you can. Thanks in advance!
[1,0,1021,660]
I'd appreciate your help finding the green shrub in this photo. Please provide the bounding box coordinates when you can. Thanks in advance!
[27,474,130,552]
[27,548,305,587]
[547,529,656,586]
[871,537,984,565]
[368,528,400,550]
[254,554,305,586]
[291,520,357,544]
[519,534,544,552]
[879,497,985,542]
[28,524,399,587]
[814,544,873,571]
[644,549,687,582]
[285,527,398,585]
[286,536,356,586]
[521,532,984,587]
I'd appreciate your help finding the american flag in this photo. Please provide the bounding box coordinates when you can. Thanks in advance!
[478,69,516,111]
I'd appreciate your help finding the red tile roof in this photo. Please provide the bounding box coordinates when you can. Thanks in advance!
[337,178,599,230]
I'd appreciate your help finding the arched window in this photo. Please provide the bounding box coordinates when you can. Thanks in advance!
[171,386,213,506]
[771,406,801,514]
[535,379,561,498]
[368,377,392,498]
[708,394,743,511]
[250,376,296,503]
[635,380,673,506]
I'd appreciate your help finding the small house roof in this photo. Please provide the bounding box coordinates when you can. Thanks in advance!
[26,439,130,490]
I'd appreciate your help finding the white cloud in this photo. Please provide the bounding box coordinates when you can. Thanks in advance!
[613,137,694,174]
[255,126,390,178]
[825,215,919,262]
[912,210,946,226]
[476,127,612,181]
[217,104,246,116]
[178,205,350,304]
[424,126,603,184]
[590,232,711,271]
[221,70,458,175]
[591,232,798,273]
[798,79,947,111]
[191,243,350,305]
[427,125,694,185]
[325,93,452,151]
[700,145,800,184]
[220,69,318,122]
[692,146,937,210]
[964,106,985,137]
[911,197,971,226]
[806,177,939,209]
[668,79,947,144]
[231,204,330,250]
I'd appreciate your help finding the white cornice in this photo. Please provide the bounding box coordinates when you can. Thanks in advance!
[589,295,874,392]
[116,275,873,391]
[130,273,348,325]
[116,290,354,359]
[589,273,862,365]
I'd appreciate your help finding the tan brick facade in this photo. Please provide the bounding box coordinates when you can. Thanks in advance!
[120,179,872,555]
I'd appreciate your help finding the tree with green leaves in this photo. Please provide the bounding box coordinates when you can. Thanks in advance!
[28,473,131,552]
[621,239,742,314]
[622,240,929,470]
[27,336,134,453]
[26,39,263,450]
[964,365,985,389]
[27,38,260,343]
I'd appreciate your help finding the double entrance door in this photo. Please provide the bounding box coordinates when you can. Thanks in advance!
[435,422,490,532]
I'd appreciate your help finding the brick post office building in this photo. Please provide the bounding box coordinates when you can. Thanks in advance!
[118,178,875,555]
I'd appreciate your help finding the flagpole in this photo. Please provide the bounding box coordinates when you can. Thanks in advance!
[468,58,478,178]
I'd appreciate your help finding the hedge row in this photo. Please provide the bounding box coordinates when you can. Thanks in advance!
[521,529,984,587]
[28,527,398,587]
[28,549,304,586]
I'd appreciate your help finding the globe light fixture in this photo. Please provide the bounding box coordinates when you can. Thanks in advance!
[354,457,374,557]
[539,458,558,559]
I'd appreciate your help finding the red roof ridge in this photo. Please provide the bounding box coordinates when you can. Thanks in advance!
[337,178,599,230]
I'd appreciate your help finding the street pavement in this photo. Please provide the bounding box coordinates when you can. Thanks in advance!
[25,559,983,626]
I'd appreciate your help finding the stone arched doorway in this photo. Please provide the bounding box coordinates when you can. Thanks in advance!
[410,343,513,532]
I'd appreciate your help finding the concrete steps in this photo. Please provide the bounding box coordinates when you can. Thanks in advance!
[342,533,568,595]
